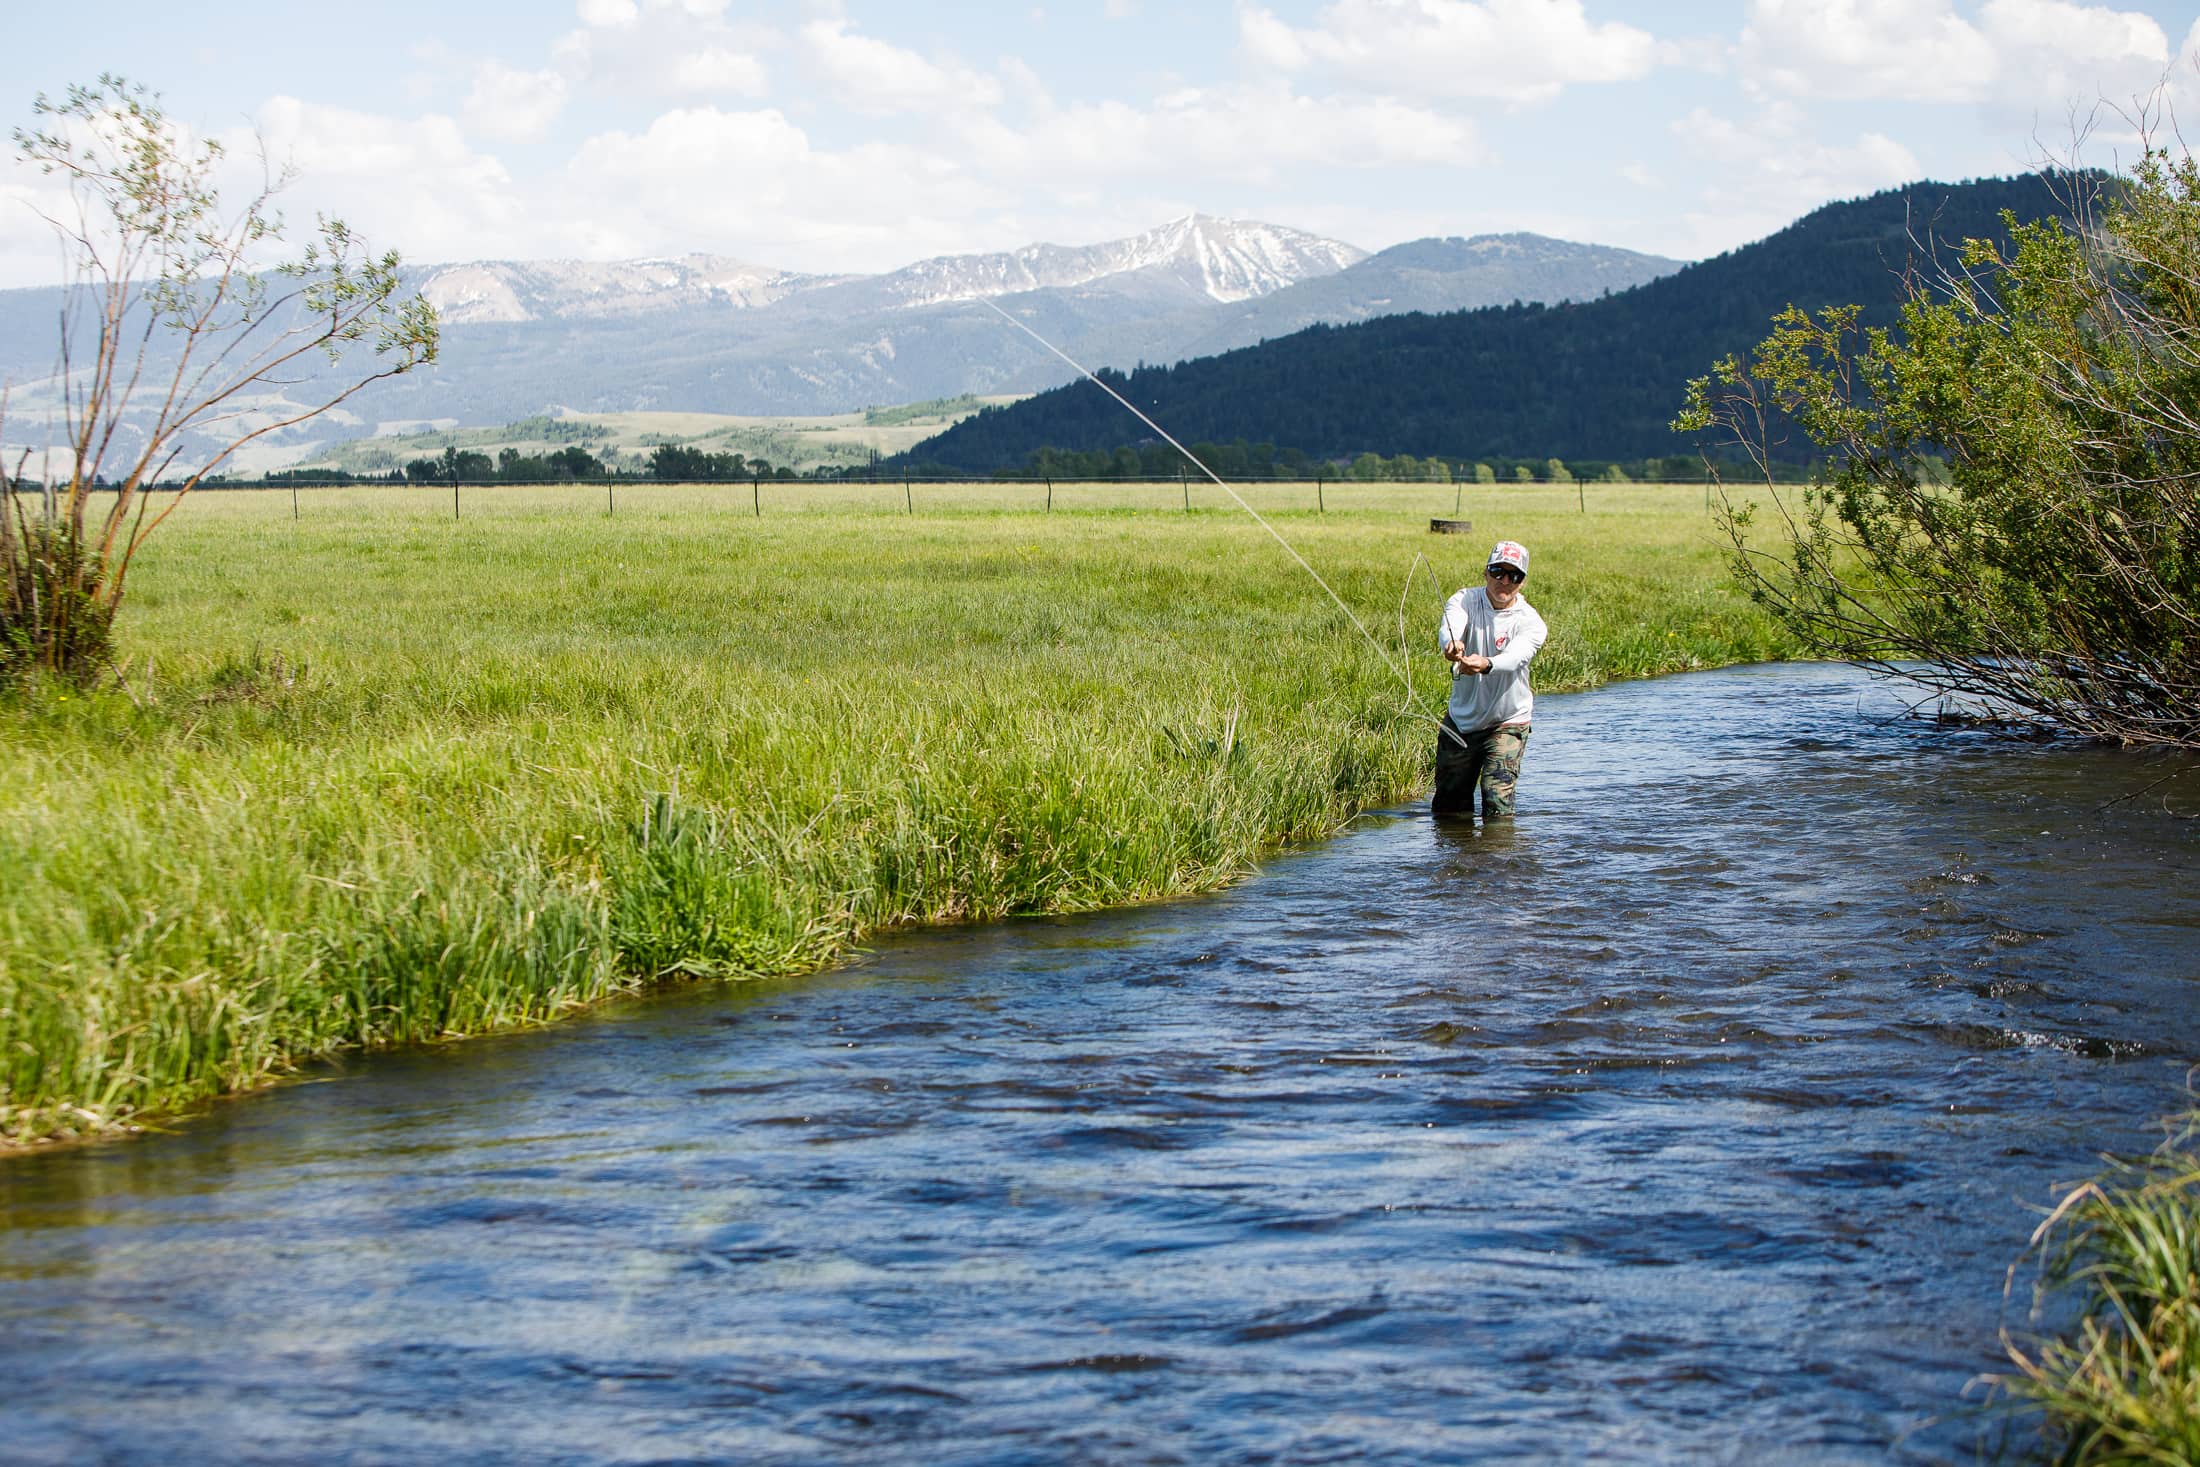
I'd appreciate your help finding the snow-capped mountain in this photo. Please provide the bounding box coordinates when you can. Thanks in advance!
[333,218,1674,426]
[866,215,1368,309]
[0,215,1683,451]
[415,255,848,325]
[411,216,1365,326]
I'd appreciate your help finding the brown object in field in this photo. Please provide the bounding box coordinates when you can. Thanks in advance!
[1429,519,1475,534]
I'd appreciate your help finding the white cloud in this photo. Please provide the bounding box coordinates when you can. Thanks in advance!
[1984,0,2164,62]
[551,75,1475,275]
[552,27,597,72]
[1239,6,1311,70]
[800,17,1005,115]
[571,0,730,37]
[563,105,1002,266]
[0,157,78,296]
[1738,0,2171,106]
[463,62,570,143]
[1237,0,1660,103]
[245,98,538,266]
[999,56,1054,112]
[554,6,779,105]
[964,84,1477,180]
[672,46,771,95]
[1739,0,1996,98]
[1654,34,1733,73]
[31,0,2190,296]
[1667,102,1923,256]
[2173,19,2200,114]
[577,0,638,28]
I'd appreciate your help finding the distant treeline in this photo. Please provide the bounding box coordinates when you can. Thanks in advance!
[899,173,2079,475]
[909,438,1812,485]
[48,446,1803,493]
[214,443,808,487]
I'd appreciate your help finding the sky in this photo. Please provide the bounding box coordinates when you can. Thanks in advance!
[4,0,2197,289]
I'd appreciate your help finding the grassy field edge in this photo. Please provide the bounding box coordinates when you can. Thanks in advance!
[0,483,1790,1147]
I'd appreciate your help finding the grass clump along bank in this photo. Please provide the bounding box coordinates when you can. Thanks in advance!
[2000,1118,2200,1463]
[0,482,1786,1143]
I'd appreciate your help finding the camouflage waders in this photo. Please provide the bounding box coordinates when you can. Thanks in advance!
[1433,719,1530,818]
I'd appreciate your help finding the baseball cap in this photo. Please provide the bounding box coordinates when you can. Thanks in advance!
[1487,540,1529,576]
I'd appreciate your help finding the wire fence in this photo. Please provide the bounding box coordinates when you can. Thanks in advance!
[107,471,1731,522]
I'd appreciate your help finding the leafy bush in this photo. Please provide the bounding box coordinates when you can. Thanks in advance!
[1679,153,2200,747]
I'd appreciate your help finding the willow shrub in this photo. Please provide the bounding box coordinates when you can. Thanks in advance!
[0,481,1786,1141]
[1678,152,2200,748]
[3,77,436,682]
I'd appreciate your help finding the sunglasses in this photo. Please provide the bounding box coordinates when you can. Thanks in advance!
[1485,566,1524,583]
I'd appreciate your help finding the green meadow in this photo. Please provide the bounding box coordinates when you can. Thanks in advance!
[305,398,1021,477]
[0,481,1789,1143]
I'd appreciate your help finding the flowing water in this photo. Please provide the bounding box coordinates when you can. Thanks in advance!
[6,664,2199,1465]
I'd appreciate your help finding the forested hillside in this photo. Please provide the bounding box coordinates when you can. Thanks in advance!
[904,175,2076,473]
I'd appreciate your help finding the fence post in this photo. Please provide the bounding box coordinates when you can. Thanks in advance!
[903,468,912,515]
[754,474,761,518]
[291,482,299,520]
[1046,476,1052,513]
[452,474,460,521]
[1317,476,1325,515]
[607,480,614,515]
[1576,474,1585,514]
[1181,467,1189,513]
[1453,482,1462,517]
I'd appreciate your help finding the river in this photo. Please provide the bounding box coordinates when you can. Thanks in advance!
[4,664,2197,1465]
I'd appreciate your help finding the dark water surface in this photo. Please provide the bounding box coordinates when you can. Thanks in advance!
[7,665,2200,1465]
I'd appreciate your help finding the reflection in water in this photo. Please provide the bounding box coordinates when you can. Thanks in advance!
[3,664,2198,1465]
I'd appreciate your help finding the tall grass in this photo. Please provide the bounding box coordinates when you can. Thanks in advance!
[0,482,1789,1141]
[1997,1117,2200,1464]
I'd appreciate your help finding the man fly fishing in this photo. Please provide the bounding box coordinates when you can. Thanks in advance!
[1434,540,1547,819]
[974,299,1542,808]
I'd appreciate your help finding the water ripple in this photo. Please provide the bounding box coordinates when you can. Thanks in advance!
[3,664,2198,1465]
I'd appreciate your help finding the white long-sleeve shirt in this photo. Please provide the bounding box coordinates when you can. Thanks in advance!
[1438,585,1548,730]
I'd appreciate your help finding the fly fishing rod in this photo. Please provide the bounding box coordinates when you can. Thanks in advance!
[977,297,1472,750]
[979,298,1405,684]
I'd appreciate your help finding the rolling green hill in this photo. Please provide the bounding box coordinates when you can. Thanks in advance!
[904,174,2077,474]
[299,398,1017,478]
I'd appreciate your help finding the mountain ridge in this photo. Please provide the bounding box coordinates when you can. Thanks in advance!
[289,217,1677,429]
[0,214,1683,468]
[409,214,1372,327]
[897,174,2074,472]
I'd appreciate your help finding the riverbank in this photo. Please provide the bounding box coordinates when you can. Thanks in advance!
[0,481,1789,1144]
